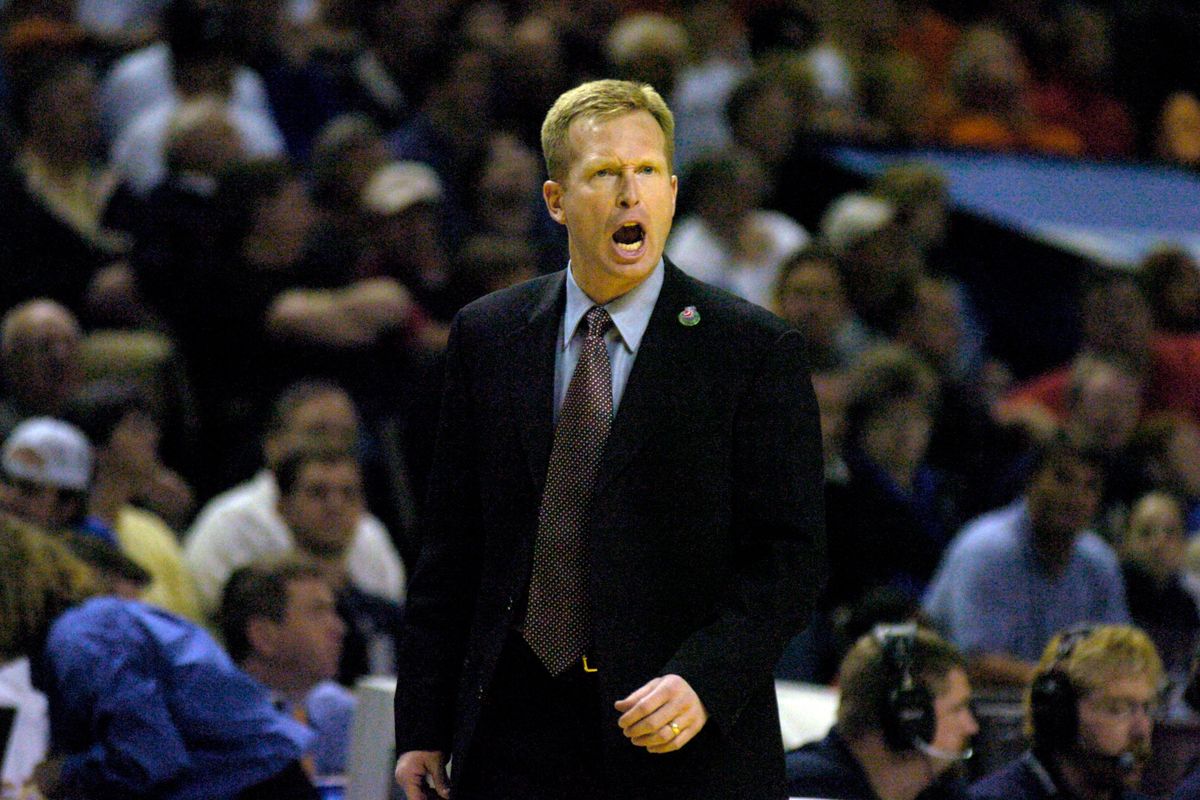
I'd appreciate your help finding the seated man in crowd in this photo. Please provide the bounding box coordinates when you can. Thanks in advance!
[787,624,978,800]
[0,516,318,799]
[192,436,402,682]
[969,625,1160,800]
[0,416,196,619]
[0,300,83,441]
[923,436,1129,687]
[185,380,404,615]
[220,559,355,780]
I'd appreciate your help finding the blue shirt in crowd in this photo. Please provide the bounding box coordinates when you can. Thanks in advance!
[33,597,313,800]
[922,500,1129,662]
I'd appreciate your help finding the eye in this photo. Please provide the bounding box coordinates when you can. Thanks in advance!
[594,167,612,177]
[639,165,656,174]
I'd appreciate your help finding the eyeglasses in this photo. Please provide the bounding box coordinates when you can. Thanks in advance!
[1083,694,1160,721]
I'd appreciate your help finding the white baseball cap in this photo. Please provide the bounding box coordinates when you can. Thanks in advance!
[2,417,93,491]
[361,161,444,216]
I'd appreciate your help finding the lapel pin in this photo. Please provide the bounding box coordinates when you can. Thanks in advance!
[678,306,700,327]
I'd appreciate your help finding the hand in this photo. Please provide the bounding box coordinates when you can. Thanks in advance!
[33,757,65,798]
[395,750,449,800]
[614,674,708,753]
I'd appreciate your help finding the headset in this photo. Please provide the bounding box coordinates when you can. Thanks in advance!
[1029,624,1095,752]
[875,623,936,753]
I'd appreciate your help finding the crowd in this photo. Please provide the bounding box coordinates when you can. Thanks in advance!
[0,0,1198,797]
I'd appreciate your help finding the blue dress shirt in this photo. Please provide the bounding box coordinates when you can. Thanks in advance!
[34,597,312,799]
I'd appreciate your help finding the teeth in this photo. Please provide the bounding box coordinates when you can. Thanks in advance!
[616,241,642,251]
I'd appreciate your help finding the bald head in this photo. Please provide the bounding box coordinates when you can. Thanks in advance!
[1,300,83,415]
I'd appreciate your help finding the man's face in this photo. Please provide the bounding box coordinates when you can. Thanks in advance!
[278,460,364,559]
[0,474,76,530]
[929,667,978,774]
[284,391,359,452]
[543,110,677,303]
[1026,455,1103,543]
[1076,675,1157,785]
[2,306,82,414]
[263,577,345,685]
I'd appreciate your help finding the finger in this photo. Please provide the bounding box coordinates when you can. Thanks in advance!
[617,684,672,730]
[646,717,706,754]
[622,696,688,740]
[614,677,661,712]
[429,761,451,799]
[630,717,687,748]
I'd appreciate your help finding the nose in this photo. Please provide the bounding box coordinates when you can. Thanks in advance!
[617,168,640,208]
[965,709,980,737]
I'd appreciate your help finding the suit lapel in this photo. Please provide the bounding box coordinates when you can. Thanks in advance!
[505,273,565,493]
[594,263,699,497]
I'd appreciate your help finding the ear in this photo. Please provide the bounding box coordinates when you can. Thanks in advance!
[246,616,280,657]
[543,180,566,226]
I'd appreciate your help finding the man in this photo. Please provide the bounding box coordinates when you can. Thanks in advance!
[969,625,1161,800]
[0,300,84,439]
[923,436,1129,687]
[1,414,201,618]
[0,516,318,799]
[787,624,978,800]
[392,79,825,799]
[220,560,355,779]
[184,380,405,615]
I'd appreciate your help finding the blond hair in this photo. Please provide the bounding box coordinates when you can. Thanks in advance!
[540,79,674,183]
[1025,625,1163,735]
[0,515,99,660]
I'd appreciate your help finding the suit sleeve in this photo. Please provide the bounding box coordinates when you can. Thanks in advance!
[392,315,484,753]
[661,328,826,728]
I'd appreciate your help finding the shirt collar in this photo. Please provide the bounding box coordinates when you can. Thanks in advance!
[562,259,664,354]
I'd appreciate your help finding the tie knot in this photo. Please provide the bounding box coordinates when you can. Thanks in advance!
[584,306,613,339]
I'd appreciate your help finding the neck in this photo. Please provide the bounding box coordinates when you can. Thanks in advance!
[1031,531,1074,577]
[847,735,935,800]
[242,656,313,702]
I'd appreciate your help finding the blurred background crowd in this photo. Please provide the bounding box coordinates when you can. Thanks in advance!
[1,0,1200,795]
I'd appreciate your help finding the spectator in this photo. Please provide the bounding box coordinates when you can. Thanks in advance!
[786,624,978,800]
[1136,246,1200,335]
[605,12,688,103]
[97,0,274,146]
[1118,492,1198,681]
[0,516,318,799]
[0,300,83,439]
[220,560,355,779]
[1002,271,1200,427]
[819,192,924,337]
[272,442,403,683]
[968,625,1160,800]
[184,381,404,616]
[0,418,96,540]
[1126,413,1200,534]
[0,19,136,323]
[824,344,957,616]
[943,24,1082,156]
[772,244,875,372]
[64,380,201,622]
[923,436,1128,687]
[667,146,809,309]
[108,0,285,196]
[1155,92,1200,171]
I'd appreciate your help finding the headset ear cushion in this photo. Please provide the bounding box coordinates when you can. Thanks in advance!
[884,683,936,752]
[1030,669,1078,750]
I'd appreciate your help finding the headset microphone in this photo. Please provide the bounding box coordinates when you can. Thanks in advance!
[915,739,973,762]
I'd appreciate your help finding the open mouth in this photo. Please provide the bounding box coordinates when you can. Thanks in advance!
[612,222,646,252]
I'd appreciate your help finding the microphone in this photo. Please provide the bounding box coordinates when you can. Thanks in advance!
[915,739,973,762]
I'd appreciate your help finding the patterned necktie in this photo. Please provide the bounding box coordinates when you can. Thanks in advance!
[523,305,614,675]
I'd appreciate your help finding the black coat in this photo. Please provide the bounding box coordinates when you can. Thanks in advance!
[393,262,826,798]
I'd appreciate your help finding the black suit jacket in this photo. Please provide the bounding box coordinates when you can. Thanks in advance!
[394,262,826,798]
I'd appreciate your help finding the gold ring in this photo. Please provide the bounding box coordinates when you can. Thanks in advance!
[669,721,681,736]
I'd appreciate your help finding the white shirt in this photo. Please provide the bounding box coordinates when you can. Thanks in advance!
[110,96,286,195]
[0,658,48,799]
[98,42,274,144]
[667,211,809,309]
[183,470,405,614]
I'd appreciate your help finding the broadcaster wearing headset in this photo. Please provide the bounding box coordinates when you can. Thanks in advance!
[787,623,979,800]
[969,625,1162,800]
